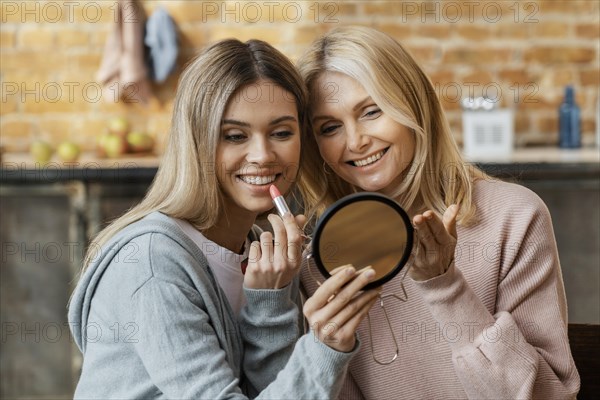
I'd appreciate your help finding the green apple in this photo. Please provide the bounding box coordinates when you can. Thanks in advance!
[30,140,54,164]
[108,117,130,137]
[96,131,112,157]
[103,133,128,158]
[57,141,81,162]
[126,131,154,153]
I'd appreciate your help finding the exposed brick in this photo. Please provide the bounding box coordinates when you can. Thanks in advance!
[1,0,598,152]
[19,28,55,48]
[363,2,403,15]
[524,47,596,64]
[90,28,110,48]
[514,112,531,133]
[496,23,530,39]
[293,25,329,45]
[376,23,411,40]
[576,24,600,39]
[71,2,117,24]
[0,30,15,48]
[456,25,490,40]
[56,28,89,47]
[178,26,207,49]
[0,51,63,70]
[534,22,569,38]
[1,96,18,115]
[539,0,597,14]
[40,118,78,143]
[0,120,33,138]
[207,27,283,45]
[428,70,456,87]
[461,71,495,86]
[23,96,86,114]
[337,2,358,17]
[539,69,577,88]
[499,69,531,85]
[538,116,558,135]
[406,45,439,64]
[582,118,595,136]
[520,91,563,110]
[68,52,104,70]
[419,24,454,39]
[580,69,600,86]
[443,48,513,64]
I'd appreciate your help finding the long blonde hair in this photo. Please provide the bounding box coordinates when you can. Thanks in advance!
[84,39,309,268]
[297,26,486,224]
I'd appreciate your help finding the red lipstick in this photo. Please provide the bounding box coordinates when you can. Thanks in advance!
[270,185,291,217]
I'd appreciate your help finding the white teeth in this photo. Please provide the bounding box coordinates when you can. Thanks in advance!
[239,175,276,185]
[353,149,386,167]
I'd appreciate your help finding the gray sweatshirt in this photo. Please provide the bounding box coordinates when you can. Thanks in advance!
[68,211,356,399]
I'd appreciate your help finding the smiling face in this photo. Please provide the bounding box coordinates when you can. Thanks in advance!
[216,80,301,219]
[311,72,415,196]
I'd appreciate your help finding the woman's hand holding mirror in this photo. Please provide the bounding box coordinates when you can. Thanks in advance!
[409,205,459,281]
[303,265,380,353]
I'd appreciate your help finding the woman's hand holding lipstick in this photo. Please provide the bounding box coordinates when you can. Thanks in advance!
[243,185,307,289]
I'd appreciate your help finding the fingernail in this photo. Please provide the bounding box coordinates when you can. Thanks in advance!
[364,268,375,279]
[346,266,356,275]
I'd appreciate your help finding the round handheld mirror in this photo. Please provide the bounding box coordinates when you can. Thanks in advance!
[311,192,413,290]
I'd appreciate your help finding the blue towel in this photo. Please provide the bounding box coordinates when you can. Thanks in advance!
[144,7,178,83]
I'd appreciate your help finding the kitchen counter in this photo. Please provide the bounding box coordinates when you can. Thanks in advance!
[1,147,599,184]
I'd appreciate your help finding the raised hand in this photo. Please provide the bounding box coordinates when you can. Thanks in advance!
[409,204,459,281]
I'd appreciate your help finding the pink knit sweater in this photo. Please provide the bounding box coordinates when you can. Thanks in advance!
[300,179,580,399]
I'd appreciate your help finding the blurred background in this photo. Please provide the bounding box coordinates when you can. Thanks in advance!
[1,0,598,398]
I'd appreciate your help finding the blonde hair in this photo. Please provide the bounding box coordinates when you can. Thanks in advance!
[84,39,309,268]
[297,26,486,224]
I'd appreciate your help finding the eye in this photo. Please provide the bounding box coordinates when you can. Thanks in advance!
[362,107,381,119]
[223,132,247,143]
[318,123,341,136]
[272,130,295,140]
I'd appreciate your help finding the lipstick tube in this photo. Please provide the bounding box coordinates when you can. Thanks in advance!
[270,185,291,217]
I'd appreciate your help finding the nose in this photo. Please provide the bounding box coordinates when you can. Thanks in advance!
[346,124,371,153]
[246,136,276,165]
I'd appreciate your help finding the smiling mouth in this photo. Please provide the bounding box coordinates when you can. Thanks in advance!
[237,174,278,186]
[347,147,389,167]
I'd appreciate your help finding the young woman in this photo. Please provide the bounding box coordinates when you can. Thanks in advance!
[297,26,580,399]
[68,38,380,399]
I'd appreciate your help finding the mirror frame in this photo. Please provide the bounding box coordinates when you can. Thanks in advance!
[312,192,414,290]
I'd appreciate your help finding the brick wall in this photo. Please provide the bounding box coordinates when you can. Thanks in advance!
[1,0,598,153]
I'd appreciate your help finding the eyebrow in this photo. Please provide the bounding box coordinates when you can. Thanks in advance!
[312,96,373,123]
[222,115,297,127]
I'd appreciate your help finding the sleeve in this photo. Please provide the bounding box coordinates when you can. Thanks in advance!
[238,277,301,395]
[412,200,580,399]
[130,238,358,399]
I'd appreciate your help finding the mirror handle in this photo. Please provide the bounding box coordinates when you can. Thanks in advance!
[367,298,399,365]
[366,237,418,366]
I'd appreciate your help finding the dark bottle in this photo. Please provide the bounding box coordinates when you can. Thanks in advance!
[558,86,581,148]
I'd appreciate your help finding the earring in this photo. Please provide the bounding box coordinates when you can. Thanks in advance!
[323,161,331,175]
